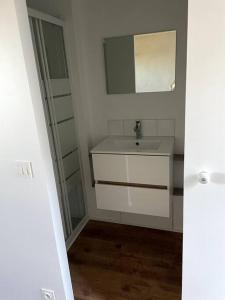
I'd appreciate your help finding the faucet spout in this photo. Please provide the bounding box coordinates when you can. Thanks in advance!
[134,120,142,140]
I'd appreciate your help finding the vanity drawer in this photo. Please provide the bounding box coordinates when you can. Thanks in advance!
[95,184,170,217]
[92,154,170,186]
[93,154,127,183]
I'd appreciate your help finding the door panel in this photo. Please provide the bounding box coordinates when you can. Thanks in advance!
[30,16,86,242]
[57,119,78,157]
[63,150,80,179]
[183,1,225,299]
[54,95,74,123]
[42,21,68,79]
[51,79,71,96]
[66,171,85,230]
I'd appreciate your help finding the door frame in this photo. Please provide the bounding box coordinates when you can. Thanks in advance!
[28,8,64,26]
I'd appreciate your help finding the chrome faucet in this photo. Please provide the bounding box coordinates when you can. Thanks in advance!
[134,120,142,139]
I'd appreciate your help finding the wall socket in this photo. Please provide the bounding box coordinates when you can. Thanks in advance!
[41,289,56,300]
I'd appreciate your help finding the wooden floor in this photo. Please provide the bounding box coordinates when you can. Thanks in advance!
[68,221,182,300]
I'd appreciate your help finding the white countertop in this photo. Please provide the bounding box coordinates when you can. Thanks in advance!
[90,136,174,156]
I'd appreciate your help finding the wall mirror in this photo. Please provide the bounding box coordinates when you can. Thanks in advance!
[103,30,176,94]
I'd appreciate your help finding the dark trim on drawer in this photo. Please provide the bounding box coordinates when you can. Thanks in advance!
[97,180,168,190]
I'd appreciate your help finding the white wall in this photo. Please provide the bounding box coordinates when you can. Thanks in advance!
[26,0,185,230]
[0,1,74,299]
[69,0,187,225]
[72,0,188,153]
[183,0,225,299]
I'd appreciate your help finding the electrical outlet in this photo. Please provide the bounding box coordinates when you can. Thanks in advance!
[41,289,56,300]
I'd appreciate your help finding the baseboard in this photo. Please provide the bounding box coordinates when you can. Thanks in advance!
[91,216,183,234]
[90,216,174,232]
[66,215,89,251]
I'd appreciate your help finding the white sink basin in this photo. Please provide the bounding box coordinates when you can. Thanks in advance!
[91,136,174,156]
[111,139,160,151]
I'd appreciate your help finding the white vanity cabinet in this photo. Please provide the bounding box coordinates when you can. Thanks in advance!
[92,153,173,218]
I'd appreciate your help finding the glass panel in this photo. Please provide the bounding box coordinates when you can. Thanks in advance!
[66,171,85,230]
[51,79,71,97]
[57,119,78,157]
[63,150,80,179]
[42,21,68,79]
[54,95,74,123]
[30,18,45,80]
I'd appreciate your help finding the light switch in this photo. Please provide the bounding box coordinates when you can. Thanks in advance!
[16,161,33,178]
[41,289,56,300]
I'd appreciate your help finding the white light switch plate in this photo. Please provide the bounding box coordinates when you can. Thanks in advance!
[16,161,33,178]
[41,289,56,300]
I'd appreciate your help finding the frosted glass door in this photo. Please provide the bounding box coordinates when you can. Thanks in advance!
[30,17,86,240]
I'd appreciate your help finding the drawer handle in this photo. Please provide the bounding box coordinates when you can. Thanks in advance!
[97,180,168,190]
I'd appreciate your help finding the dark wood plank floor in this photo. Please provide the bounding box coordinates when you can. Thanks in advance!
[68,221,182,300]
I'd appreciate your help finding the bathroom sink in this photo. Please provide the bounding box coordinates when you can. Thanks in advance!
[112,139,160,151]
[91,136,174,156]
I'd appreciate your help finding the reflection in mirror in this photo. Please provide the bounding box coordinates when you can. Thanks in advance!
[104,30,176,94]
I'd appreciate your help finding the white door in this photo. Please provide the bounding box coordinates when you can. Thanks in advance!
[183,0,225,299]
